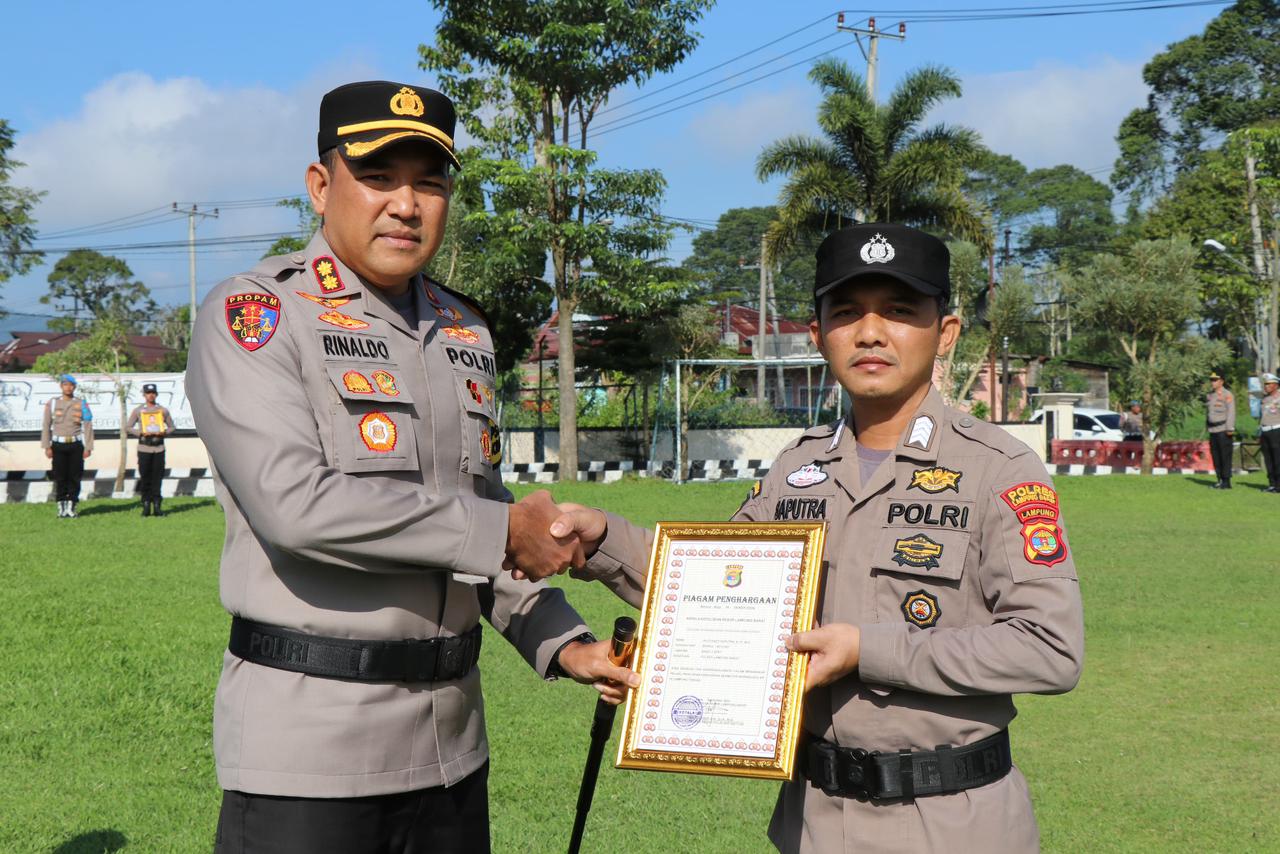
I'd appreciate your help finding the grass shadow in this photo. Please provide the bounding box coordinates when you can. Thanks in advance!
[1186,476,1223,489]
[75,502,141,517]
[53,829,127,853]
[155,498,218,515]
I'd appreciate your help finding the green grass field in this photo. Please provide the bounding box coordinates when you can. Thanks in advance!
[1,475,1278,853]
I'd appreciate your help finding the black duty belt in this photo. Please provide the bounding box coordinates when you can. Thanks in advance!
[229,617,482,683]
[801,729,1011,800]
[140,436,165,446]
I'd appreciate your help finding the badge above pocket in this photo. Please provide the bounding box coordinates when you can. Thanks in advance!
[870,526,971,581]
[324,364,415,405]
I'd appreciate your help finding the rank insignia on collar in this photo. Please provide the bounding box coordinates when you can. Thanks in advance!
[752,479,762,497]
[901,590,940,628]
[785,463,828,488]
[343,371,374,395]
[1022,520,1068,566]
[908,466,962,494]
[313,257,344,293]
[891,534,943,569]
[479,417,502,465]
[443,325,481,344]
[358,411,397,453]
[723,565,743,588]
[905,415,935,451]
[372,370,400,397]
[224,293,280,352]
[318,309,371,330]
[435,304,462,322]
[295,290,351,309]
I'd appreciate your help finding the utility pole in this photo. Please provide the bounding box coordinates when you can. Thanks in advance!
[767,263,785,405]
[836,14,906,104]
[739,238,769,404]
[1243,148,1276,371]
[1000,335,1010,423]
[172,203,219,345]
[1002,228,1013,270]
[988,251,996,418]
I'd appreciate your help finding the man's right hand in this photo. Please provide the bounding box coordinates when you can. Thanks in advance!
[549,502,607,558]
[505,490,587,581]
[45,447,53,459]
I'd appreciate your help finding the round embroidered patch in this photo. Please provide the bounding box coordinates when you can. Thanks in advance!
[371,370,400,397]
[900,590,940,628]
[358,412,397,453]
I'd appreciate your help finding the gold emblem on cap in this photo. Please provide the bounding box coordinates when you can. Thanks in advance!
[390,87,425,117]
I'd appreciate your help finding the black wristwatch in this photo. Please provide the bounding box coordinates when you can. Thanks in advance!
[546,631,598,680]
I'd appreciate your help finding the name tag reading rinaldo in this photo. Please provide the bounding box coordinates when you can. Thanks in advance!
[617,521,826,780]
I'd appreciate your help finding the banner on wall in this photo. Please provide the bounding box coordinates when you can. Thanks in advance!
[0,373,194,434]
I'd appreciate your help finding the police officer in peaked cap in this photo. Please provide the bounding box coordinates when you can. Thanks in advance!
[1259,372,1280,492]
[551,223,1085,852]
[189,80,637,854]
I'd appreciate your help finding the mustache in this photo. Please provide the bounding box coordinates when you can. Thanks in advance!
[848,350,899,367]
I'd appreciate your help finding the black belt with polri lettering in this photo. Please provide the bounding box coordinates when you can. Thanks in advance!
[228,617,482,683]
[801,729,1011,800]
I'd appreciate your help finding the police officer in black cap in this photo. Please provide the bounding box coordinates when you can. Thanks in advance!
[126,382,174,516]
[554,222,1084,853]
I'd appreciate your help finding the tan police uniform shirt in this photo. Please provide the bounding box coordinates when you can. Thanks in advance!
[1260,390,1280,429]
[126,404,174,453]
[41,395,93,453]
[576,387,1084,853]
[187,230,590,798]
[1120,410,1143,436]
[1206,388,1235,433]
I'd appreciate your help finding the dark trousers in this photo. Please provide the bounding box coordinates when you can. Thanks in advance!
[50,441,84,502]
[1209,432,1233,483]
[137,449,165,502]
[1262,430,1280,487]
[214,762,490,854]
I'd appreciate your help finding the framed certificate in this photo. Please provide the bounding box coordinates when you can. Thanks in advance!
[616,521,827,780]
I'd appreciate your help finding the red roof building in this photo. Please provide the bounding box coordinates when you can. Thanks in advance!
[0,331,174,372]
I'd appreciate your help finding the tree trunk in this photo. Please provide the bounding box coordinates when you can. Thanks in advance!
[556,290,578,481]
[115,380,128,493]
[1140,384,1156,476]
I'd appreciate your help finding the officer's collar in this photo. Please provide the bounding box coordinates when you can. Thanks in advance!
[841,385,945,464]
[303,230,430,338]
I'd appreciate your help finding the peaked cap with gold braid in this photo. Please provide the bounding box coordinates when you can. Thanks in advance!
[317,80,460,170]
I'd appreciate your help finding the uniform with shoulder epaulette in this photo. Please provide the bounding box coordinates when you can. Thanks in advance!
[572,224,1084,853]
[1259,373,1280,492]
[1206,373,1236,489]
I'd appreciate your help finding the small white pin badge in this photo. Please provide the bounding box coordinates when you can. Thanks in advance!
[785,463,828,488]
[860,233,895,265]
[905,415,935,451]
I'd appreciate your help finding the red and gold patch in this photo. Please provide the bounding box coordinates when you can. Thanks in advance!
[1001,481,1059,523]
[478,417,502,465]
[466,377,494,406]
[313,257,344,293]
[318,309,370,330]
[343,371,374,395]
[295,290,351,309]
[1021,520,1067,566]
[224,293,280,352]
[443,325,480,344]
[1002,481,1069,566]
[901,590,940,628]
[371,370,400,397]
[358,412,397,453]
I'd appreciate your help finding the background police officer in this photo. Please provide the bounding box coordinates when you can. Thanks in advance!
[1259,372,1280,493]
[41,374,93,518]
[126,382,174,516]
[1120,399,1144,441]
[189,81,635,854]
[549,224,1085,853]
[1206,372,1235,488]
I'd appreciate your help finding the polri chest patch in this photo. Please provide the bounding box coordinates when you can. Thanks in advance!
[901,590,940,628]
[892,533,943,569]
[225,293,280,352]
[908,466,962,494]
[785,463,828,488]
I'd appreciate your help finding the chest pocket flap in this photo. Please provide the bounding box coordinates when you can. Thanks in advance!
[324,364,415,405]
[870,526,971,582]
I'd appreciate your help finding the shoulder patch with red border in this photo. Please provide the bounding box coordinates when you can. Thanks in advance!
[225,293,280,352]
[1001,481,1068,567]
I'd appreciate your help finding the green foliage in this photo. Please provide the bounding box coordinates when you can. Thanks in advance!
[1111,0,1280,202]
[0,119,44,291]
[40,249,155,332]
[1070,239,1230,445]
[756,60,990,260]
[680,206,816,319]
[1037,358,1091,395]
[150,303,191,367]
[32,317,139,375]
[263,197,321,258]
[1018,165,1116,270]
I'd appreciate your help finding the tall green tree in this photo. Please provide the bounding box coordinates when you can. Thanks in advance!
[756,60,990,260]
[41,249,156,332]
[1070,239,1230,473]
[1111,0,1280,205]
[680,206,816,319]
[421,0,711,478]
[263,197,321,258]
[1018,165,1117,270]
[0,119,44,296]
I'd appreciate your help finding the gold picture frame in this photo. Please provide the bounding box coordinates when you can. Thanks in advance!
[616,521,827,780]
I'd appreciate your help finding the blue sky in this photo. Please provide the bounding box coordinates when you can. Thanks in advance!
[1,1,1229,330]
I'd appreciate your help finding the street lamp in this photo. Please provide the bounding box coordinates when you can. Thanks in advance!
[1202,238,1275,370]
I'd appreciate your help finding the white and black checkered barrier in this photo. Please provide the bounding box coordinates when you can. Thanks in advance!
[1048,464,1210,476]
[3,468,215,504]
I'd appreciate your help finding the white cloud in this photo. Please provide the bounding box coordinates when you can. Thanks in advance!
[929,58,1148,176]
[684,86,819,158]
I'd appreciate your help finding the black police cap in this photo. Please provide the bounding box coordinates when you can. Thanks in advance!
[814,223,950,303]
[142,383,158,394]
[318,81,460,170]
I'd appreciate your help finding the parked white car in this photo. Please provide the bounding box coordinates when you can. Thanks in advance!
[1029,408,1126,441]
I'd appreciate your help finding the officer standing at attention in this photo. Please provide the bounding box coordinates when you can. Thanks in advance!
[1206,371,1236,488]
[187,81,636,854]
[1259,373,1280,493]
[547,224,1085,853]
[41,374,93,518]
[1120,399,1143,441]
[126,382,175,516]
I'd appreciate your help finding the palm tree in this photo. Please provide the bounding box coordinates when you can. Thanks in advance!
[757,60,992,259]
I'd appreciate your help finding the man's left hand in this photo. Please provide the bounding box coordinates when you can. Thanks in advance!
[785,623,861,691]
[555,639,640,705]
